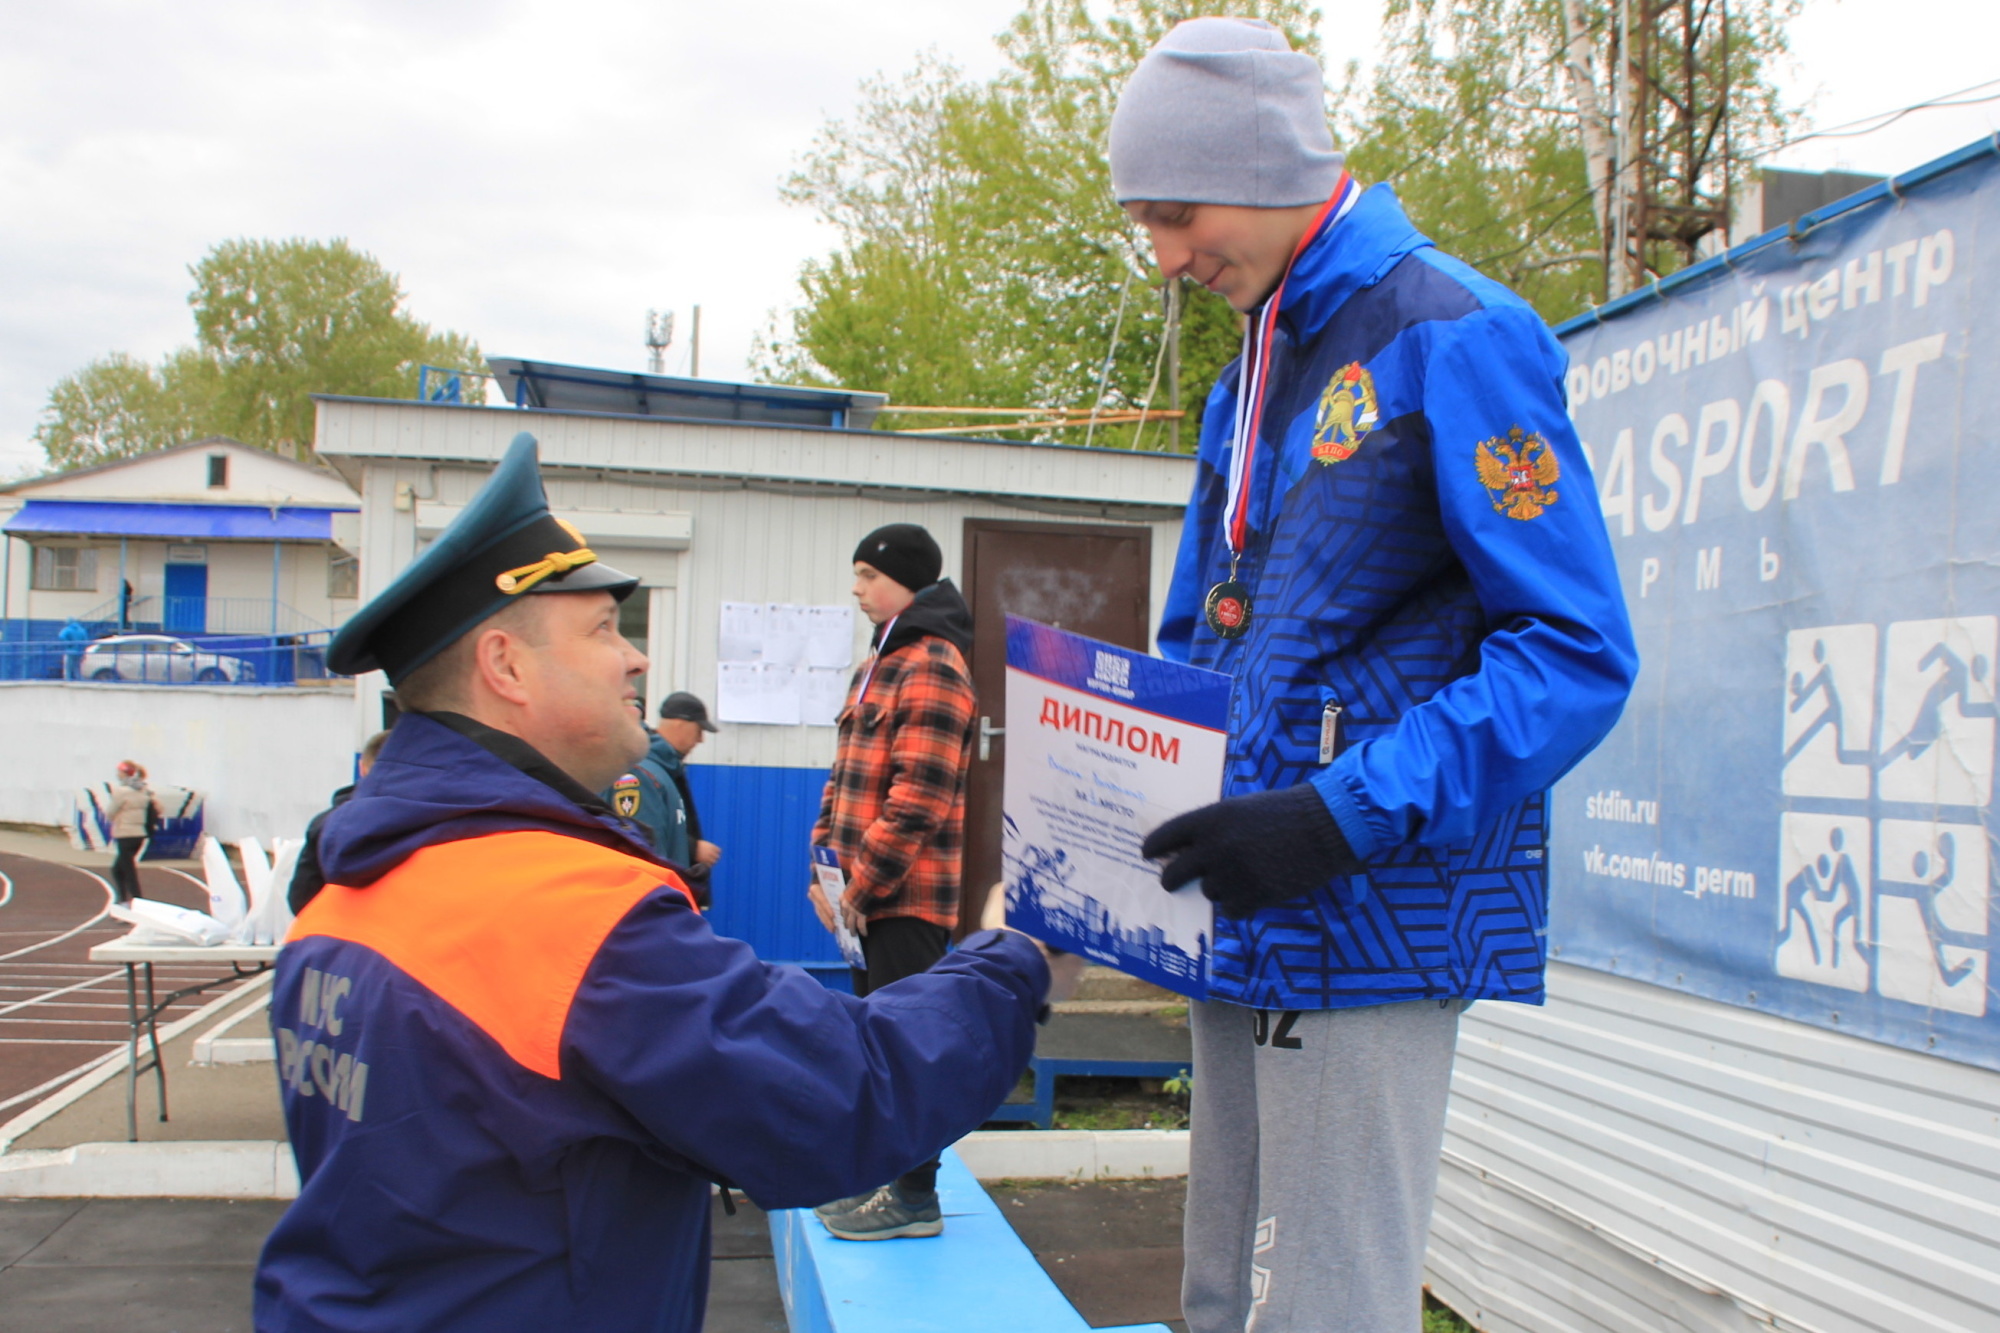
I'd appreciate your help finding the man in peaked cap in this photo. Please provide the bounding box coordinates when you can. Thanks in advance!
[257,434,1072,1332]
[1112,18,1637,1333]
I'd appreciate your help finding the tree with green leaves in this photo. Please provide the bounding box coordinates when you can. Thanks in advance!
[30,351,213,470]
[759,1,1321,451]
[763,0,1800,450]
[33,238,479,470]
[1340,0,1800,315]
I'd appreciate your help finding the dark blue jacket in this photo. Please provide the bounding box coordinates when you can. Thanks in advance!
[1160,185,1637,1010]
[254,712,1046,1331]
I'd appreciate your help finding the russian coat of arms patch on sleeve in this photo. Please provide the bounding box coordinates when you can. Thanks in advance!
[1311,362,1378,463]
[1475,426,1561,520]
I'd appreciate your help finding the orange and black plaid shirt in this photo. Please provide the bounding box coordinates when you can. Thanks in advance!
[812,634,977,930]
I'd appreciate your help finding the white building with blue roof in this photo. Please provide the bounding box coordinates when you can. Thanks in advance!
[0,437,360,640]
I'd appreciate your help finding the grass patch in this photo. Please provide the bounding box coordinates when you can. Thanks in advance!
[1424,1292,1475,1331]
[1049,1075,1189,1130]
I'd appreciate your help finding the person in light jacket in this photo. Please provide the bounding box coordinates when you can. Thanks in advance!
[106,760,159,904]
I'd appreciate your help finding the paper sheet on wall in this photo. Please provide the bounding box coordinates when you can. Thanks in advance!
[804,606,857,669]
[801,667,851,727]
[716,602,856,725]
[716,661,802,726]
[718,602,768,665]
[762,604,807,667]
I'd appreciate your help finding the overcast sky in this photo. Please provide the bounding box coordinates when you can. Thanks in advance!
[2,0,1994,478]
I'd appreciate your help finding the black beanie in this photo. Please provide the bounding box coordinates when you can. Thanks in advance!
[852,523,942,593]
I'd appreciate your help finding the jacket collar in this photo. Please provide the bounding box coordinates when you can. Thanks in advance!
[1277,183,1432,341]
[427,711,616,818]
[646,731,684,773]
[317,711,660,886]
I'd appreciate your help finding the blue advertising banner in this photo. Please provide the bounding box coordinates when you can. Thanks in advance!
[1552,139,2000,1070]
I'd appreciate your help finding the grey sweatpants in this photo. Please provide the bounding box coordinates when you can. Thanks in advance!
[1181,998,1463,1333]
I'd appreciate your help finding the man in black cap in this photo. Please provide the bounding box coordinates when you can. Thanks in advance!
[605,692,722,902]
[806,521,979,1241]
[256,435,1071,1332]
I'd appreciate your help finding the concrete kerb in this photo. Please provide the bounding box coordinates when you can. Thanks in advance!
[0,1139,299,1198]
[0,1126,1190,1200]
[953,1129,1189,1182]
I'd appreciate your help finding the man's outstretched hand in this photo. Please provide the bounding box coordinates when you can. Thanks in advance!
[979,885,1087,1005]
[1140,785,1364,919]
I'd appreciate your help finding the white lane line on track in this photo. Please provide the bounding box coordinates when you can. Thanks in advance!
[0,862,114,962]
[0,972,126,1017]
[0,1048,121,1114]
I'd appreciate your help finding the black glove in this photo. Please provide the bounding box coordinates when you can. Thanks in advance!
[1140,785,1364,919]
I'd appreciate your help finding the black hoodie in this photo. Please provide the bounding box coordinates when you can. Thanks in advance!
[873,577,974,659]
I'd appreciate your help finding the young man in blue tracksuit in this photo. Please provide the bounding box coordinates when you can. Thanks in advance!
[1112,20,1637,1333]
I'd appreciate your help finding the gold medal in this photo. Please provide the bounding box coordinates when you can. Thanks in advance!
[1204,581,1253,638]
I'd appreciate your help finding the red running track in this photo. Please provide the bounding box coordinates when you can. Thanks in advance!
[0,851,242,1123]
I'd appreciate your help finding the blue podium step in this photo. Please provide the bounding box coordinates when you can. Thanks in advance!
[768,1149,1172,1333]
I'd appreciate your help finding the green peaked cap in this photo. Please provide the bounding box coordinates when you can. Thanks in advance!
[327,432,637,682]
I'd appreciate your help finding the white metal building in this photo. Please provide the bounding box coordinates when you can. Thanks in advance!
[313,385,1192,969]
[0,438,361,635]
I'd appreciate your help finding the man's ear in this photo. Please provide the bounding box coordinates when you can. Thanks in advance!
[471,623,536,707]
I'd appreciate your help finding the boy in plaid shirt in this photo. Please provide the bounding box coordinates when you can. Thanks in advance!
[808,522,978,1240]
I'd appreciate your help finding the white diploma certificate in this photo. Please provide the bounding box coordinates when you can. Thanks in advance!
[1001,617,1228,999]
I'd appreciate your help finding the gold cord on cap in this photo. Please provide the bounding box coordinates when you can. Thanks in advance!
[496,546,597,594]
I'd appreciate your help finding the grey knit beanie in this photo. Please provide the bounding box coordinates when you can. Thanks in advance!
[1109,17,1343,207]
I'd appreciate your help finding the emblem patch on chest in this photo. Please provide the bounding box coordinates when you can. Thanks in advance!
[1475,426,1561,520]
[1311,362,1379,464]
[612,774,641,819]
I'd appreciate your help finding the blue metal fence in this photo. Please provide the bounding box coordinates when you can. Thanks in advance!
[687,763,852,990]
[0,619,333,685]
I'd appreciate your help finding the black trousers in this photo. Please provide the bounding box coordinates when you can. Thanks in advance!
[110,837,145,902]
[850,916,952,1196]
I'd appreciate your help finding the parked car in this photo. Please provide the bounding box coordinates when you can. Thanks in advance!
[79,634,258,684]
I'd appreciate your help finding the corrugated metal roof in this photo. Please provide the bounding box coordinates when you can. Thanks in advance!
[486,357,888,431]
[1429,962,2000,1333]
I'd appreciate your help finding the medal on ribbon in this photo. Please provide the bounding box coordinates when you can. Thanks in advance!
[1205,171,1360,641]
[1204,580,1253,638]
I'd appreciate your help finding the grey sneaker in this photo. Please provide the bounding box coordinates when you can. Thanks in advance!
[820,1182,943,1240]
[812,1187,883,1218]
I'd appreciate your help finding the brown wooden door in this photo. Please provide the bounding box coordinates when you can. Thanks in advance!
[958,519,1152,938]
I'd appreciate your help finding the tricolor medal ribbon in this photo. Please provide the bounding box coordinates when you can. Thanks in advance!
[1206,172,1360,640]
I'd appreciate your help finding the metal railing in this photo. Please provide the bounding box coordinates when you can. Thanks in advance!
[0,622,335,686]
[70,595,330,637]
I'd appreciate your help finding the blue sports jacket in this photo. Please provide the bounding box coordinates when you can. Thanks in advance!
[254,712,1046,1332]
[1159,184,1637,1011]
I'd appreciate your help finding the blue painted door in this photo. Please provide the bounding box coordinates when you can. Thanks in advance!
[163,563,207,633]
